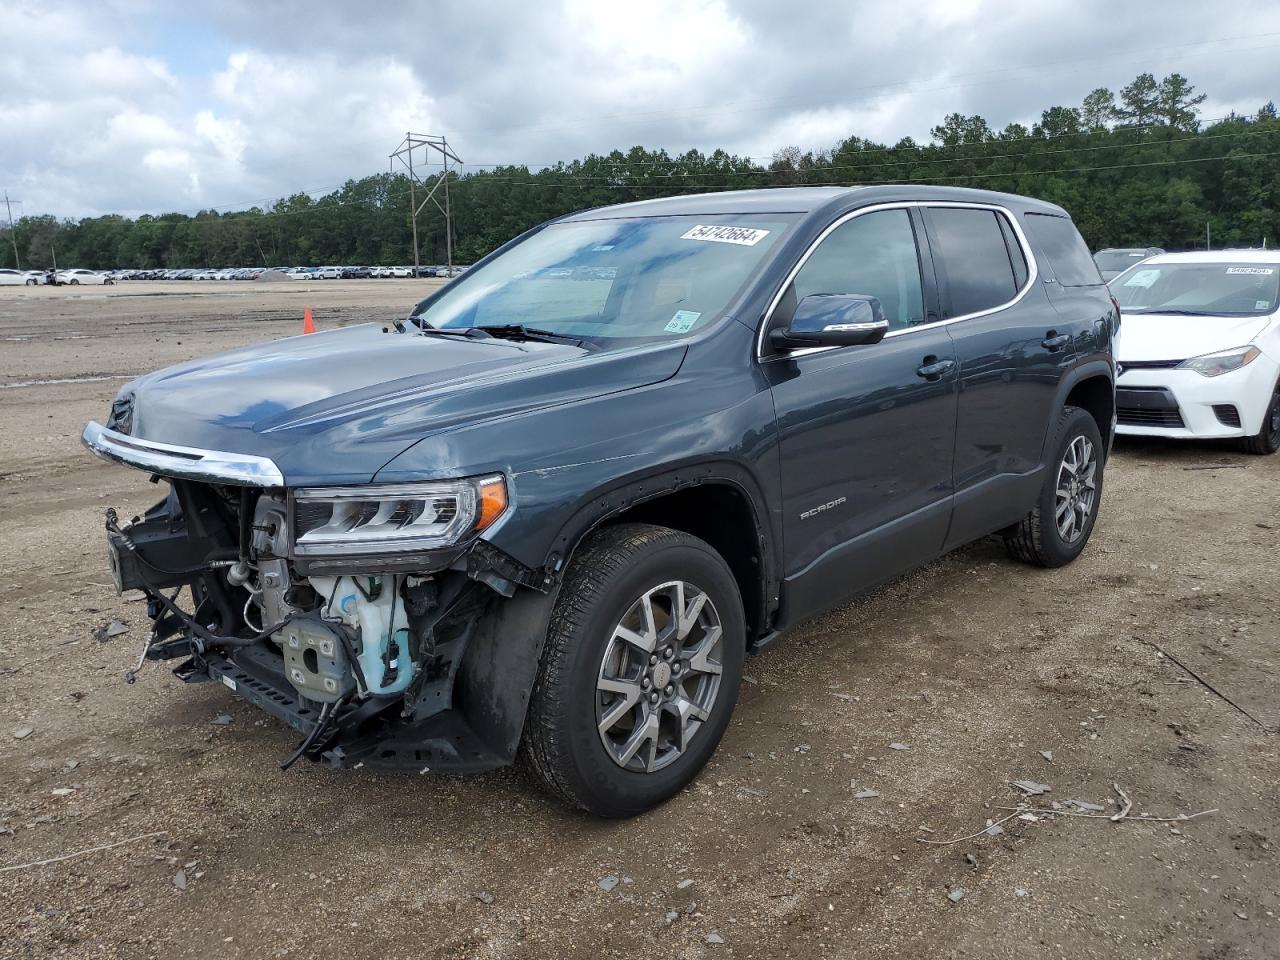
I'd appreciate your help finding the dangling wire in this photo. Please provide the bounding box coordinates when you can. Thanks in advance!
[279,698,343,771]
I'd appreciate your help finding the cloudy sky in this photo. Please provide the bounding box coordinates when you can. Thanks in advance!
[3,0,1279,219]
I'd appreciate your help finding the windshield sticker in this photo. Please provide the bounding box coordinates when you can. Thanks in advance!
[665,310,701,333]
[681,224,770,246]
[1226,267,1275,275]
[1258,300,1272,310]
[591,244,615,252]
[1124,269,1160,288]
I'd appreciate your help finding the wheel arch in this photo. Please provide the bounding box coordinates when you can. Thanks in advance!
[1044,359,1115,463]
[544,461,780,646]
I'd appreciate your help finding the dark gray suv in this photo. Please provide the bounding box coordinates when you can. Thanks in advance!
[83,185,1117,816]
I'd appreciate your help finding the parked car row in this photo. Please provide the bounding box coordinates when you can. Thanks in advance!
[0,268,116,286]
[110,265,468,281]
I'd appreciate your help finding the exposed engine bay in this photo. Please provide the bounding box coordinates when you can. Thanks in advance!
[105,479,550,773]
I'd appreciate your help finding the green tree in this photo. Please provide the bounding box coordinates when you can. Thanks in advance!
[1117,72,1160,126]
[1156,73,1207,130]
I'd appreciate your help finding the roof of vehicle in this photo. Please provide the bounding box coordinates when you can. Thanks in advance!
[1143,250,1280,264]
[557,185,1069,221]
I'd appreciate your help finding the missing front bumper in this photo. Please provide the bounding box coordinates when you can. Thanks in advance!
[184,646,508,775]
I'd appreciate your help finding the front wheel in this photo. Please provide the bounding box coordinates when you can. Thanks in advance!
[69,279,78,285]
[1241,383,1280,455]
[1004,405,1105,568]
[524,523,745,817]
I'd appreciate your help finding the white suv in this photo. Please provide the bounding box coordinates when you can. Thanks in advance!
[1112,251,1280,454]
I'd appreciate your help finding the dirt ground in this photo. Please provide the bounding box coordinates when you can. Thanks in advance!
[0,280,1277,960]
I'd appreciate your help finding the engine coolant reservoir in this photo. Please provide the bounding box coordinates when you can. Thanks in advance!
[310,576,415,696]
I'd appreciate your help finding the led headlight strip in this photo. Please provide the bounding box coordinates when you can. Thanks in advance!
[291,475,508,556]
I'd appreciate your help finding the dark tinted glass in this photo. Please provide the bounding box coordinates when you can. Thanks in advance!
[1023,213,1103,286]
[998,214,1029,289]
[928,208,1018,317]
[790,209,925,331]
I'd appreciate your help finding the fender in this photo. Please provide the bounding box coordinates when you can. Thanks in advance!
[1040,356,1116,463]
[543,459,781,640]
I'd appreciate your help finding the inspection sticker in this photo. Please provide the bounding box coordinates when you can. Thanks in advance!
[1226,267,1275,275]
[665,310,702,333]
[1258,300,1273,310]
[681,224,770,246]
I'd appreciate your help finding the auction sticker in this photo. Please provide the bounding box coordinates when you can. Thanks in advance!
[681,224,770,246]
[1226,267,1275,275]
[665,310,701,333]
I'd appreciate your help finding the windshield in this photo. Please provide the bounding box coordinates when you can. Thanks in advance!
[1095,251,1150,272]
[1110,262,1280,317]
[410,214,796,342]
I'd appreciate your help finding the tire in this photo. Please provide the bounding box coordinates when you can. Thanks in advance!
[524,523,745,817]
[1004,405,1105,568]
[1241,382,1280,455]
[70,279,79,285]
[25,279,35,286]
[104,278,114,285]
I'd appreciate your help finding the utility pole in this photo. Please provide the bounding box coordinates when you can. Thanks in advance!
[3,193,19,270]
[389,133,461,276]
[1206,221,1211,251]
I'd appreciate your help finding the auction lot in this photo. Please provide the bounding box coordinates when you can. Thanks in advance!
[1,281,1277,959]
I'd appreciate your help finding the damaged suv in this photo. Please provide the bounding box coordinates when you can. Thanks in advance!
[83,186,1116,816]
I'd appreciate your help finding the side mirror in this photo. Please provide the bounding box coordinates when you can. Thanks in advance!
[769,294,890,350]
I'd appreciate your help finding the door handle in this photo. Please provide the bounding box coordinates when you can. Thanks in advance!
[916,356,956,381]
[1042,331,1072,351]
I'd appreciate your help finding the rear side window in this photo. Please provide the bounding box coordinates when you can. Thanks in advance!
[1022,213,1103,286]
[926,208,1019,317]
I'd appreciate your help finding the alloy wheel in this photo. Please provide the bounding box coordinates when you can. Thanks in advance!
[596,580,724,773]
[1055,435,1097,544]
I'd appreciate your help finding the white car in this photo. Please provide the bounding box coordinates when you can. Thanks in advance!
[1112,251,1280,454]
[56,268,113,285]
[0,268,29,285]
[387,266,412,278]
[317,266,341,279]
[285,268,312,280]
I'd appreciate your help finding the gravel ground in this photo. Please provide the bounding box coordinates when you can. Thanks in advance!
[1,281,1277,959]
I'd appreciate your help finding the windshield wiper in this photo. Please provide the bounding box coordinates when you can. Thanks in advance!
[414,323,493,340]
[472,324,599,350]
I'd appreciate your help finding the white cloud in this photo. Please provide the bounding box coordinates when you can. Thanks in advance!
[2,0,1280,217]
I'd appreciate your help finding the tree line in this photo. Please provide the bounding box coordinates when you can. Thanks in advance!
[2,72,1276,271]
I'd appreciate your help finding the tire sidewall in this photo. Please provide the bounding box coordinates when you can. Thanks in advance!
[556,538,744,816]
[1038,407,1105,565]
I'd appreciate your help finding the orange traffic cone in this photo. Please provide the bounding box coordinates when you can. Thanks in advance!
[303,306,315,334]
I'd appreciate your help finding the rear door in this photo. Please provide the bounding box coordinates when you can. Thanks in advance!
[921,204,1066,548]
[761,205,958,621]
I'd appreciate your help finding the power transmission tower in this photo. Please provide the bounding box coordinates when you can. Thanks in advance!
[389,133,461,276]
[3,193,19,269]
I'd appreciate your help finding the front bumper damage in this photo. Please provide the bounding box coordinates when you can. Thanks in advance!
[87,421,556,775]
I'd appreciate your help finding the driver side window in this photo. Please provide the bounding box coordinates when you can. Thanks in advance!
[788,209,926,331]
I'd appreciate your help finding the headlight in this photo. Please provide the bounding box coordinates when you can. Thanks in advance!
[291,475,508,556]
[1178,345,1261,377]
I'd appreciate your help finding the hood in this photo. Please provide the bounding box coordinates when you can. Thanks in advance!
[111,324,687,485]
[1117,312,1272,363]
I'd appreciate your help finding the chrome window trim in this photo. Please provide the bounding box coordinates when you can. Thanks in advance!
[756,200,1040,361]
[81,420,285,487]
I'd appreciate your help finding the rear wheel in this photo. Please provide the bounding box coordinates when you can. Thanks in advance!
[524,523,744,817]
[1005,405,1104,568]
[1241,382,1280,455]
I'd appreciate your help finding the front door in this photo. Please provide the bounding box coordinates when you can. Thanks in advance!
[760,206,959,623]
